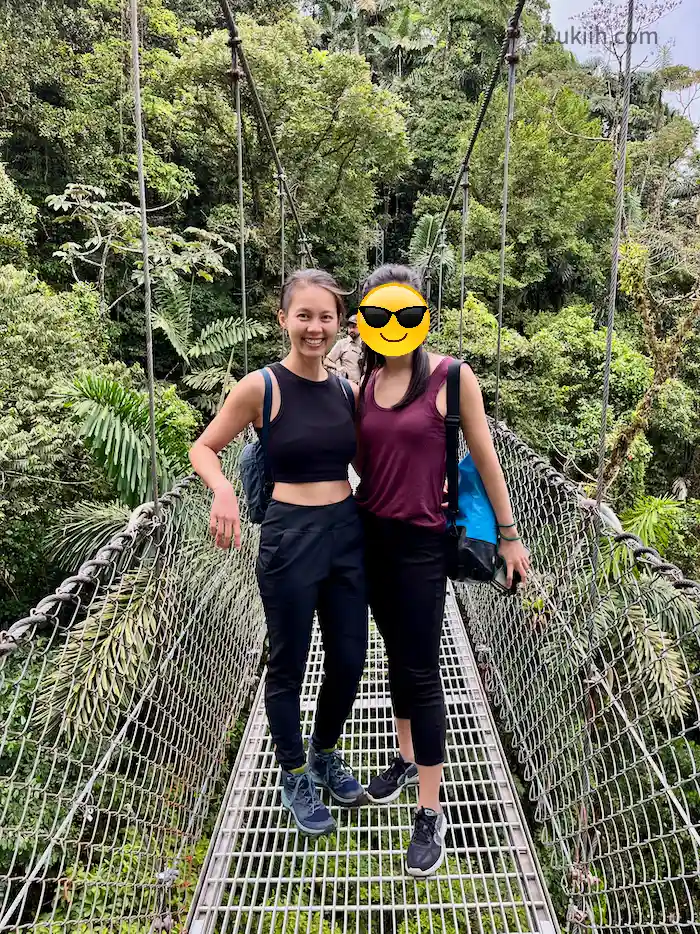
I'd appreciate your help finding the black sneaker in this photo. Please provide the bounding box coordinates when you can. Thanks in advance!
[366,754,419,803]
[406,807,448,877]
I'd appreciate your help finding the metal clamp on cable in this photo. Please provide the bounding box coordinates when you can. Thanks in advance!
[566,905,589,925]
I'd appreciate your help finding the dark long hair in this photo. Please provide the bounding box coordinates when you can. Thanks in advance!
[358,264,431,410]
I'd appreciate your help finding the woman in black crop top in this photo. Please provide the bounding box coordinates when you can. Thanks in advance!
[189,269,368,839]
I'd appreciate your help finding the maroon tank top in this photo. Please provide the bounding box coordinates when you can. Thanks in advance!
[355,356,453,531]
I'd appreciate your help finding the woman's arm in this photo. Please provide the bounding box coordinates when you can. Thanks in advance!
[458,364,530,586]
[189,370,265,551]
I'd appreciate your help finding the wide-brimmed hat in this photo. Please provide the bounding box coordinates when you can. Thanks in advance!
[347,313,358,324]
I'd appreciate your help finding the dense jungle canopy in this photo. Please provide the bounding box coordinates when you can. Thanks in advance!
[1,0,699,624]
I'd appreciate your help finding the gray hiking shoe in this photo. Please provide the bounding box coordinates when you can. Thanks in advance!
[281,768,336,836]
[308,745,366,806]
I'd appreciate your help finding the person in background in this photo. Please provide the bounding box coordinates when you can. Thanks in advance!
[324,312,362,383]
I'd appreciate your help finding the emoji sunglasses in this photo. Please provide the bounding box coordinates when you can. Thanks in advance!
[359,305,427,329]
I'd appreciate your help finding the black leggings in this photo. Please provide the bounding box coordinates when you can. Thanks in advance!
[256,496,368,771]
[361,509,448,767]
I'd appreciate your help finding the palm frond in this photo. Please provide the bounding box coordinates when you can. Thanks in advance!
[58,374,182,506]
[408,214,455,276]
[591,572,697,724]
[182,367,232,392]
[46,500,132,572]
[32,564,168,740]
[666,176,699,201]
[189,318,268,359]
[629,606,691,722]
[153,279,192,361]
[621,496,685,555]
[188,394,220,416]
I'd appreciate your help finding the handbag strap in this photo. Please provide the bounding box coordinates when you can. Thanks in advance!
[337,376,356,418]
[260,367,273,485]
[445,360,462,523]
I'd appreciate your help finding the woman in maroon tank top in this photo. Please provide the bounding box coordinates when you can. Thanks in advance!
[355,264,530,878]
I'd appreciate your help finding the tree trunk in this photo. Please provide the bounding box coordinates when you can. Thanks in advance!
[603,295,700,491]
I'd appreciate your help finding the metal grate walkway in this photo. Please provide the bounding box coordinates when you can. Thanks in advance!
[187,585,560,934]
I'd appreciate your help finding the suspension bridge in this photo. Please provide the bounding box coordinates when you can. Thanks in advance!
[1,0,699,931]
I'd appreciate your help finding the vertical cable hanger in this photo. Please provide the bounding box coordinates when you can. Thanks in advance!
[217,0,314,270]
[278,170,286,356]
[493,22,519,425]
[458,168,470,360]
[233,36,248,378]
[437,227,446,353]
[570,3,636,929]
[129,0,160,516]
[219,30,248,410]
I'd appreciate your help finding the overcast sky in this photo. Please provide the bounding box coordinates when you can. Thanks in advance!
[544,0,700,131]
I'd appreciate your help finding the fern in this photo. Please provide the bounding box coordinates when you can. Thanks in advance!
[625,190,643,228]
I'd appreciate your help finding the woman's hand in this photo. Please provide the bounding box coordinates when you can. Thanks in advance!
[210,479,241,551]
[498,536,530,588]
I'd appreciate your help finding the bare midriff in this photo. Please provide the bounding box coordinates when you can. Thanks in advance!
[271,478,352,507]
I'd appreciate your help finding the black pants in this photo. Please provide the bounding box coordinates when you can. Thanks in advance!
[361,509,448,767]
[256,496,368,771]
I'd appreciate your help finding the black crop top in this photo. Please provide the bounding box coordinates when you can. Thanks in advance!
[260,362,356,484]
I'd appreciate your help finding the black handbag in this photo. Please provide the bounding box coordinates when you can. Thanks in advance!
[444,361,519,591]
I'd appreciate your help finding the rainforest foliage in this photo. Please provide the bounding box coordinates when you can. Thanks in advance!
[2,2,699,930]
[0,0,699,616]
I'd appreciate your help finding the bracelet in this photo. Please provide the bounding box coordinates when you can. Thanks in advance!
[498,522,517,529]
[500,534,521,541]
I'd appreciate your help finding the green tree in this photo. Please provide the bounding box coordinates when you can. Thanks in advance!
[0,266,108,621]
[0,164,38,264]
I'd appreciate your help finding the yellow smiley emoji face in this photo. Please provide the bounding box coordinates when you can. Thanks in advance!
[358,283,430,356]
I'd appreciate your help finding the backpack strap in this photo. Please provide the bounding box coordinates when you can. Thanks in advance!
[260,367,273,485]
[338,376,356,419]
[445,360,462,523]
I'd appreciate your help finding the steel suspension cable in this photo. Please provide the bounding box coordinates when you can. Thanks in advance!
[129,0,160,516]
[279,170,286,355]
[219,35,248,407]
[458,168,469,359]
[218,0,314,269]
[494,24,519,423]
[437,227,445,352]
[234,48,248,378]
[423,0,527,276]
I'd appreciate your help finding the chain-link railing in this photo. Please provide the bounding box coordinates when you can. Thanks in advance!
[0,441,267,933]
[2,424,699,932]
[456,423,700,932]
